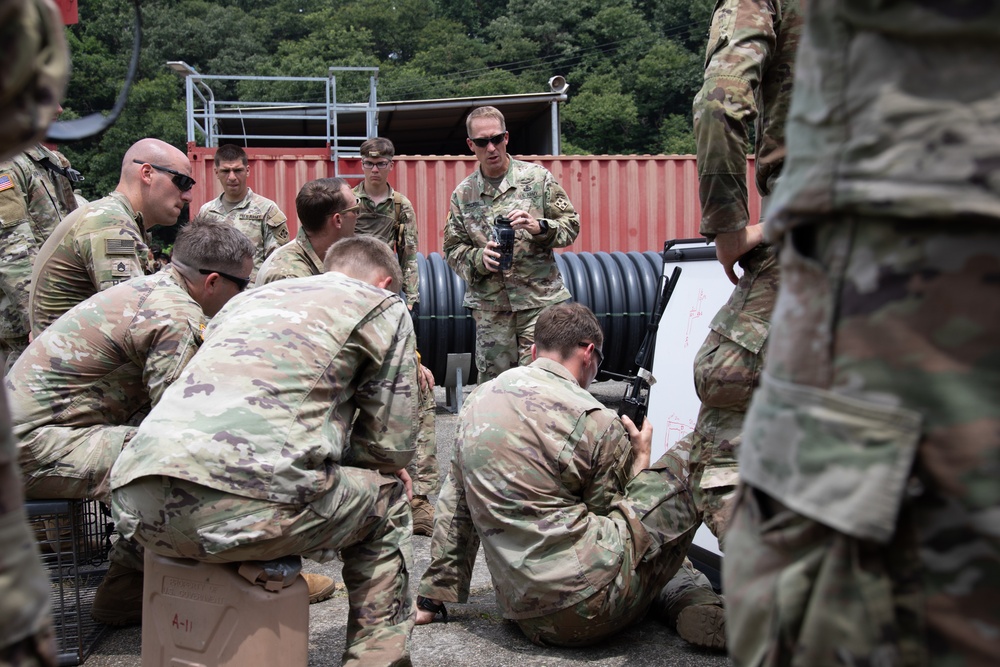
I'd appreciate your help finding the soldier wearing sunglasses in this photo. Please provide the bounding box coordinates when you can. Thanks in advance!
[28,138,195,336]
[443,106,580,383]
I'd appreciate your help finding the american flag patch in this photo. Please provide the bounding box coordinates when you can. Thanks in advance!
[105,238,137,255]
[0,175,13,192]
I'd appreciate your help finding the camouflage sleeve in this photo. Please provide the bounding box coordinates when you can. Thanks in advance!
[398,198,420,306]
[534,176,580,249]
[82,229,147,292]
[10,156,58,243]
[344,299,419,473]
[0,173,34,337]
[261,204,289,259]
[417,458,480,603]
[693,0,778,238]
[443,192,489,284]
[579,412,635,516]
[139,315,205,408]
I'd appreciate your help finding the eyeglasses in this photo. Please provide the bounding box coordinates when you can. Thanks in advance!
[199,268,250,292]
[339,202,361,215]
[580,342,604,368]
[361,160,391,170]
[469,132,507,148]
[133,160,196,192]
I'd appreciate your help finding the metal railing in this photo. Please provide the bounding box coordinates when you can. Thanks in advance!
[173,65,378,178]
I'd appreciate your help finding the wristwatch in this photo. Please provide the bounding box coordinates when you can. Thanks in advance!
[534,219,549,235]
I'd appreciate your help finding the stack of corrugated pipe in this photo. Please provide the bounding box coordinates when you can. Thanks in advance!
[414,242,714,385]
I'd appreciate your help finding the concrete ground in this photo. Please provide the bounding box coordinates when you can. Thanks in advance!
[83,381,731,667]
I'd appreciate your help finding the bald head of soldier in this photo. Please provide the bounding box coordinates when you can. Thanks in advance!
[323,235,403,293]
[170,216,255,317]
[532,303,605,389]
[120,138,195,230]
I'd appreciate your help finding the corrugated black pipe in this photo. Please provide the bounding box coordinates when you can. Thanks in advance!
[415,249,705,385]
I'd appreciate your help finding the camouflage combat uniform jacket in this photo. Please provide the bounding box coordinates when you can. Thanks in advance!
[253,232,323,287]
[29,191,154,336]
[443,159,579,312]
[7,267,205,500]
[419,358,659,619]
[198,189,290,282]
[353,182,420,307]
[112,272,418,522]
[0,146,77,369]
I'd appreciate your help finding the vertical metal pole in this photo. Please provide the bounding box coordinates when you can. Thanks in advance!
[185,77,195,145]
[550,100,561,156]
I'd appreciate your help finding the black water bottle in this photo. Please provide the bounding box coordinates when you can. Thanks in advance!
[493,216,515,271]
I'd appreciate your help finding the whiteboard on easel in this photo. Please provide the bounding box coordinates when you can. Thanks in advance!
[645,243,736,557]
[647,244,735,461]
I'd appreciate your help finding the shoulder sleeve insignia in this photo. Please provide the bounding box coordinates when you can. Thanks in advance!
[553,195,570,212]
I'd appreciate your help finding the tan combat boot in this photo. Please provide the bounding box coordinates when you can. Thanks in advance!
[654,560,727,650]
[302,573,338,604]
[411,495,434,537]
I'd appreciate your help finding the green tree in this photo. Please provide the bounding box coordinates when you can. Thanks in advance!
[562,75,639,154]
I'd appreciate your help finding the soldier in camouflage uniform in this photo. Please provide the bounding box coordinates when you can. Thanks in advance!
[29,138,194,335]
[725,1,1000,665]
[415,303,699,646]
[111,237,419,667]
[1,3,69,661]
[198,144,290,282]
[656,0,803,650]
[255,177,358,286]
[353,138,439,535]
[353,138,419,309]
[0,143,79,371]
[7,218,254,625]
[444,106,580,383]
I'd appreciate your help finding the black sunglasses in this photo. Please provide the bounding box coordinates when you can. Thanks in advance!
[199,268,250,292]
[133,160,196,192]
[469,132,507,148]
[580,342,604,367]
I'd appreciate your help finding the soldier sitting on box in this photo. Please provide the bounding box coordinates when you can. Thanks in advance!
[111,236,420,666]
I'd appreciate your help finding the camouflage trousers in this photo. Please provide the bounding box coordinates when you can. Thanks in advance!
[18,425,134,504]
[515,450,699,647]
[115,470,415,667]
[726,218,1000,667]
[406,376,439,496]
[688,243,778,542]
[471,306,543,382]
[0,336,28,375]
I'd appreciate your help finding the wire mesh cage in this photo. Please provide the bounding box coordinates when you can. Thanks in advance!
[25,499,115,666]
